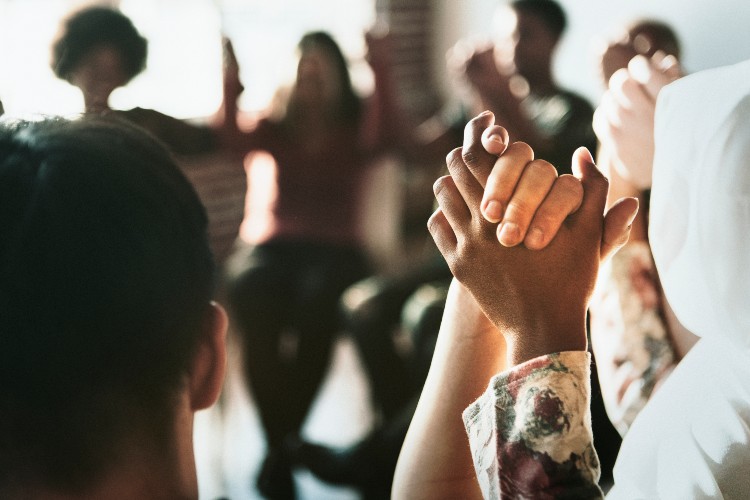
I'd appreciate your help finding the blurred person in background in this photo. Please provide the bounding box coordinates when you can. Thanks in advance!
[221,30,403,499]
[429,0,596,176]
[51,6,217,155]
[591,21,699,438]
[52,6,250,265]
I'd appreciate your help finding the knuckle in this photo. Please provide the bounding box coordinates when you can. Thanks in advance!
[445,147,463,168]
[504,200,533,223]
[509,141,534,161]
[426,211,441,232]
[526,159,559,179]
[461,147,480,167]
[605,228,630,249]
[557,174,584,195]
[453,242,474,271]
[450,260,467,281]
[533,210,560,231]
[467,112,487,129]
[432,175,451,196]
[599,172,611,190]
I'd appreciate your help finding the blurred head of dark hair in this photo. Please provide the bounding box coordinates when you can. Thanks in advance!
[51,6,147,84]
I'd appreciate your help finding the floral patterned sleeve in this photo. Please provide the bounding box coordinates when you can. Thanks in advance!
[589,241,676,435]
[463,351,603,499]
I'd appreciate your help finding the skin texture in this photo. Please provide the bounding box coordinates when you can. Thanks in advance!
[433,114,637,365]
[393,112,636,499]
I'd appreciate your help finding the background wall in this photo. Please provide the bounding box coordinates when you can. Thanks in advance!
[436,0,750,104]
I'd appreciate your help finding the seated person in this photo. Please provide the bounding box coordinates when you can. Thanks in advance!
[394,56,750,497]
[288,268,450,499]
[429,0,596,175]
[0,117,227,499]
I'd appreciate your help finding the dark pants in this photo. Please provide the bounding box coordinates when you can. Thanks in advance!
[342,258,451,421]
[226,240,370,447]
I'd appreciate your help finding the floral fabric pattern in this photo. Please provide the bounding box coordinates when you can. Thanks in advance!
[463,351,603,499]
[590,242,675,435]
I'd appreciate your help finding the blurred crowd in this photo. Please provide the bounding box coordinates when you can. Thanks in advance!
[2,1,748,499]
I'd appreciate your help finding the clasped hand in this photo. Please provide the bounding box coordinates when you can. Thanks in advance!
[428,112,639,364]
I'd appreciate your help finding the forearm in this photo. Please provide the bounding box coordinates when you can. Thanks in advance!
[589,241,676,434]
[392,279,506,500]
[360,57,410,154]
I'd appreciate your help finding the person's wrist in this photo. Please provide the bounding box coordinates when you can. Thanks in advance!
[446,280,500,341]
[505,315,588,366]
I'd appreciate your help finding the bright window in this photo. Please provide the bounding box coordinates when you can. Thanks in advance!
[0,0,375,119]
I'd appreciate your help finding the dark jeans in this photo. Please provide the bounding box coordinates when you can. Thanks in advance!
[225,240,370,447]
[342,258,451,421]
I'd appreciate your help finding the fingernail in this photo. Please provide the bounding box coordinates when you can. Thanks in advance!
[526,227,544,248]
[488,133,505,146]
[578,146,595,165]
[483,200,503,222]
[479,110,492,116]
[626,198,639,225]
[498,222,520,246]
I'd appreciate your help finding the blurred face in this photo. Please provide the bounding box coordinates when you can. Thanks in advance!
[69,45,129,111]
[294,46,343,108]
[494,7,557,79]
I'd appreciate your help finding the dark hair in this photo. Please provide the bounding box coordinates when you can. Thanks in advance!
[510,0,567,39]
[0,117,214,494]
[51,7,147,83]
[296,31,362,125]
[627,19,681,59]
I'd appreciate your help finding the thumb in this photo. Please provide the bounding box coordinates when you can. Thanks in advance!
[601,197,639,260]
[571,147,609,232]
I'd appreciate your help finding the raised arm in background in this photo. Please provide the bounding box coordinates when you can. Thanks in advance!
[590,52,698,434]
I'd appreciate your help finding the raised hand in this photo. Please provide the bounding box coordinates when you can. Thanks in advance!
[364,23,392,70]
[594,52,681,189]
[222,36,244,104]
[467,112,639,258]
[428,112,638,364]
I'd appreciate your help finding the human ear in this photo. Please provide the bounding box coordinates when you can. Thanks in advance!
[189,302,228,411]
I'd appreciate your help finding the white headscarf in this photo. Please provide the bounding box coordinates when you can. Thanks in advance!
[608,59,750,499]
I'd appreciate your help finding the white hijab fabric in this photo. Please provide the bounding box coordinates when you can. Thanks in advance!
[608,60,750,498]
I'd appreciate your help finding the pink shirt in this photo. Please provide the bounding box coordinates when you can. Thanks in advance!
[236,119,370,246]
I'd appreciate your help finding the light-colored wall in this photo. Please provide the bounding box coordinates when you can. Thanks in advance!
[435,0,750,104]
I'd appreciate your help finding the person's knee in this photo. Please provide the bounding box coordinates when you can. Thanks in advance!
[340,276,393,327]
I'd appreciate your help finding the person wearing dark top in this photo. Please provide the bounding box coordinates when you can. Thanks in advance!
[449,0,595,176]
[51,6,216,155]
